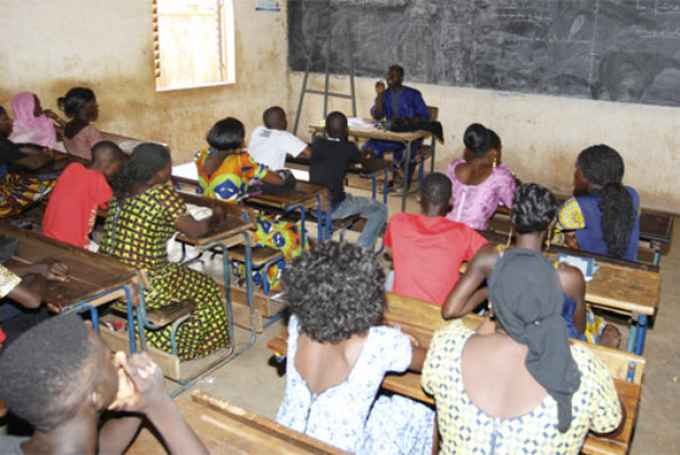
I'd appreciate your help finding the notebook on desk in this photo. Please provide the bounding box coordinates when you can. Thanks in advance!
[557,254,598,281]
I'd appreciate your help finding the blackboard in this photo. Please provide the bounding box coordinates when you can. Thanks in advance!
[288,0,680,107]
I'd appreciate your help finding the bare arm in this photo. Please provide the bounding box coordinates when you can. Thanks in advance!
[106,353,209,455]
[557,264,587,335]
[98,414,143,455]
[297,145,312,160]
[409,345,427,372]
[441,244,498,320]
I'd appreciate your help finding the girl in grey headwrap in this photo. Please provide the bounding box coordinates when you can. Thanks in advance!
[489,248,581,432]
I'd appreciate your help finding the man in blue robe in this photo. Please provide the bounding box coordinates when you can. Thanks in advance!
[365,65,430,188]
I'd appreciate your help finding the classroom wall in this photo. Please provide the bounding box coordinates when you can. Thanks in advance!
[288,73,680,213]
[0,0,289,164]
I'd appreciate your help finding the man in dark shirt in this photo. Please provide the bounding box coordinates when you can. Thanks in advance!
[310,111,388,250]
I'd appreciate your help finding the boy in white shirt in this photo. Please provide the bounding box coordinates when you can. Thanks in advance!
[248,106,311,170]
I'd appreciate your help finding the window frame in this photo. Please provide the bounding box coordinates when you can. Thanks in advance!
[152,0,236,92]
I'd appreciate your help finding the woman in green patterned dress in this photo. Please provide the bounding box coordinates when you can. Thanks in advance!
[99,143,229,360]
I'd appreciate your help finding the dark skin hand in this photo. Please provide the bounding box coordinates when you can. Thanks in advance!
[7,262,70,310]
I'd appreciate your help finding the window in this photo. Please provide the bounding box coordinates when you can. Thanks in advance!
[153,0,235,91]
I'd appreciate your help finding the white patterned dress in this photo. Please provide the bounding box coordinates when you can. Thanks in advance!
[276,316,434,454]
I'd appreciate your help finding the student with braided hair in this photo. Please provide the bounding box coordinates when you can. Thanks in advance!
[556,145,640,262]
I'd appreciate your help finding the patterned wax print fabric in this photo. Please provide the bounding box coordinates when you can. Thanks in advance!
[276,316,434,454]
[99,183,229,361]
[0,172,54,219]
[194,149,304,291]
[422,320,622,455]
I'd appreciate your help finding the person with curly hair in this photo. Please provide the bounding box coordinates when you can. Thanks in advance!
[99,143,230,361]
[443,183,620,347]
[276,241,434,454]
[555,145,640,262]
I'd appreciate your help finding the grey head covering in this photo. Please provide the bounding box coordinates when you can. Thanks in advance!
[489,248,581,433]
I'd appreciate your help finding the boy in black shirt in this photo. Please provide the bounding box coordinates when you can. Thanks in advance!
[310,111,388,250]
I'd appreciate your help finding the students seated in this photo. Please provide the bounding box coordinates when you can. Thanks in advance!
[0,261,68,349]
[365,64,430,188]
[555,145,640,262]
[445,183,620,347]
[42,141,126,249]
[9,92,63,149]
[0,106,55,218]
[248,106,311,171]
[194,117,303,291]
[310,111,387,251]
[99,143,229,360]
[423,249,623,454]
[446,123,516,230]
[58,87,103,161]
[0,314,208,454]
[384,172,487,305]
[276,241,434,454]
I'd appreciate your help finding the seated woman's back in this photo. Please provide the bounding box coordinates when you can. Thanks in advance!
[424,321,622,454]
[462,332,547,418]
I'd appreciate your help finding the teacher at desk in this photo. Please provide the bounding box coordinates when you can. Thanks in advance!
[365,64,430,190]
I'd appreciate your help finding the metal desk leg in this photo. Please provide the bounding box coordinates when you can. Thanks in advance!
[401,140,413,212]
[635,314,648,355]
[383,167,389,205]
[653,250,661,266]
[626,316,637,353]
[124,285,138,354]
[89,305,99,332]
[135,284,147,351]
[371,175,377,201]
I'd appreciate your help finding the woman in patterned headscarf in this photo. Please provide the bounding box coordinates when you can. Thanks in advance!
[99,143,229,360]
[423,248,623,454]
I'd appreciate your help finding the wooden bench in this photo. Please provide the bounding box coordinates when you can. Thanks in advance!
[267,293,643,455]
[125,391,346,454]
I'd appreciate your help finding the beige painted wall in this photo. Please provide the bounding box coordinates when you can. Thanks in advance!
[0,0,289,164]
[2,0,678,212]
[289,72,680,213]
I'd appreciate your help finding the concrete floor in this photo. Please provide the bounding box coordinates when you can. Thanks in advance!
[175,183,679,454]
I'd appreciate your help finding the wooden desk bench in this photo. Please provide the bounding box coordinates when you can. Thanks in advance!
[477,231,660,356]
[0,224,142,353]
[172,163,330,244]
[267,293,644,455]
[125,391,346,454]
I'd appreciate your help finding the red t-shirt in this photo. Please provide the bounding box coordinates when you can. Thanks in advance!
[42,163,112,248]
[384,213,488,306]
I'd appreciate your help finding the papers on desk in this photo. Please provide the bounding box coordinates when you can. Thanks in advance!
[348,117,376,129]
[289,168,309,181]
[186,204,213,221]
[557,254,598,282]
[172,162,199,180]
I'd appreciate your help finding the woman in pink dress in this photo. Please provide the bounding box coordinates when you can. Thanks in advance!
[9,92,63,149]
[446,123,516,231]
[58,87,103,161]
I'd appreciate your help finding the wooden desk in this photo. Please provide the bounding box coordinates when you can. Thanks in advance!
[494,194,675,256]
[478,230,660,355]
[286,155,390,204]
[0,224,142,352]
[172,162,329,244]
[309,122,432,211]
[126,391,346,454]
[267,293,644,455]
[100,131,166,154]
